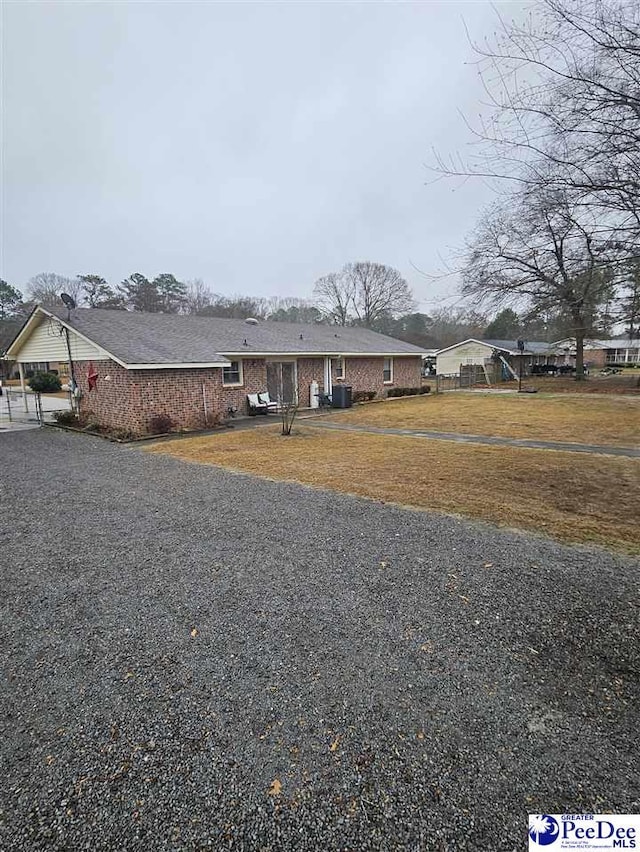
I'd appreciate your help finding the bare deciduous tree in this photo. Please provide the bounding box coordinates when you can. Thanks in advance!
[427,307,489,347]
[435,0,640,250]
[463,187,618,378]
[313,263,415,328]
[343,262,415,328]
[183,279,213,314]
[197,294,267,319]
[27,273,82,307]
[313,272,355,326]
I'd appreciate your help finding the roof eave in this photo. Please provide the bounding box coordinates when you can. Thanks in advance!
[221,350,425,358]
[6,305,125,366]
[126,361,232,369]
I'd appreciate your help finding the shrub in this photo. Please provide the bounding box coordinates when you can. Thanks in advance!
[28,371,62,393]
[420,385,431,394]
[386,387,423,398]
[53,409,79,425]
[148,413,174,434]
[110,427,139,441]
[352,390,377,403]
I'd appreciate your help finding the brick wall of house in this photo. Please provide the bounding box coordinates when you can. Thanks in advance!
[74,354,423,433]
[74,360,141,432]
[342,356,422,397]
[296,356,423,404]
[75,358,270,433]
[586,348,607,367]
[296,358,325,406]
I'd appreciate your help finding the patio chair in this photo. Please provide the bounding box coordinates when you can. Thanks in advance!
[257,391,279,413]
[316,392,332,409]
[247,393,268,416]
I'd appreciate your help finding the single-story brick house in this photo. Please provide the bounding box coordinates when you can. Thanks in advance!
[5,306,425,433]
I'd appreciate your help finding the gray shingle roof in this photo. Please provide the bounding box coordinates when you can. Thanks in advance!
[48,308,425,365]
[482,339,551,354]
[590,338,640,348]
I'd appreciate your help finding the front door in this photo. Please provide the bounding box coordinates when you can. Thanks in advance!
[266,361,297,403]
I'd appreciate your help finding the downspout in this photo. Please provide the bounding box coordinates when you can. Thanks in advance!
[202,382,209,427]
[324,356,333,396]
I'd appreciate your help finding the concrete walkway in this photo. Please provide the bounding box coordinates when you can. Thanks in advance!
[303,419,640,459]
[0,390,70,432]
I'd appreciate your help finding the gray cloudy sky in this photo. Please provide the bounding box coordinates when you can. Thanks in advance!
[2,1,521,311]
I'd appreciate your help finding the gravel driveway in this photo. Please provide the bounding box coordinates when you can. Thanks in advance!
[1,429,638,851]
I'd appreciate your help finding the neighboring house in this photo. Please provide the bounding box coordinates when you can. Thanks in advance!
[435,339,551,379]
[5,307,424,433]
[435,336,640,377]
[599,338,640,365]
[551,337,640,366]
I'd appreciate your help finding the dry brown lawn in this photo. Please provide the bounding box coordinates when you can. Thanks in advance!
[323,392,640,448]
[514,372,640,394]
[146,426,640,554]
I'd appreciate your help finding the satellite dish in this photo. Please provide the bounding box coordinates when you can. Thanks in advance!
[60,293,76,310]
[244,317,259,325]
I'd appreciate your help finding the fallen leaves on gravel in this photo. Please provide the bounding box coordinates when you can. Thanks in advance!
[268,778,282,796]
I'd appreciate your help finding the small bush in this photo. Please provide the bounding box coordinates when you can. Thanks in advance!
[420,385,431,394]
[148,413,174,434]
[28,371,62,393]
[352,390,377,403]
[53,409,79,425]
[110,427,139,441]
[386,387,423,398]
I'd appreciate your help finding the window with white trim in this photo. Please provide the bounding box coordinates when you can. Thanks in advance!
[223,360,243,386]
[383,357,393,383]
[333,357,345,379]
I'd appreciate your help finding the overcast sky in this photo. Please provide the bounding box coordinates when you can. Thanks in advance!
[2,1,525,312]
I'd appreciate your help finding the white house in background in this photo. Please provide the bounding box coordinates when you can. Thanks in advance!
[435,339,551,379]
[436,336,640,377]
[598,338,640,364]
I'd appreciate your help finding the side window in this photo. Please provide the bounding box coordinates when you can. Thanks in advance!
[223,360,242,385]
[383,357,393,383]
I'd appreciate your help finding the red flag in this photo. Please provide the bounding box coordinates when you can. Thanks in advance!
[87,361,98,391]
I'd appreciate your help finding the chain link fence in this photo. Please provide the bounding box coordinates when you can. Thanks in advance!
[0,388,70,430]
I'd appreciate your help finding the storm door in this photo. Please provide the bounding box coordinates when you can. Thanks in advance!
[266,361,297,403]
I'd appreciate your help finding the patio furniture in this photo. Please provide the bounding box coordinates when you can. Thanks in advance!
[247,393,268,416]
[315,392,332,409]
[257,391,279,413]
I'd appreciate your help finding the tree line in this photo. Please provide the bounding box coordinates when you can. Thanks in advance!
[435,0,640,377]
[1,264,609,352]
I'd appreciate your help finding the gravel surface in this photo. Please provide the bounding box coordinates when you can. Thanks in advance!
[1,429,638,851]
